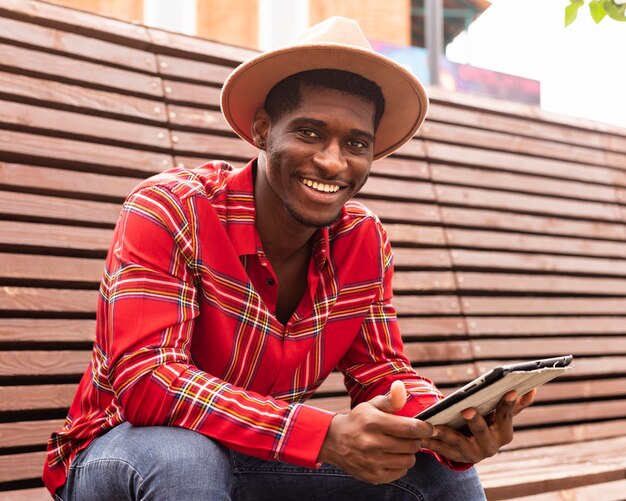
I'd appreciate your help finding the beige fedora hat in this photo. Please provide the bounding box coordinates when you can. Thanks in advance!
[220,16,428,160]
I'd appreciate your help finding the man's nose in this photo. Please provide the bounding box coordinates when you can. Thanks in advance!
[314,140,347,176]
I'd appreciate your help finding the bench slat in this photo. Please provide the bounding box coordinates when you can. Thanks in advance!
[507,478,626,501]
[0,100,172,149]
[0,450,46,483]
[0,287,98,313]
[0,384,77,412]
[0,350,90,377]
[441,206,626,240]
[0,42,161,97]
[0,419,64,448]
[0,71,167,122]
[467,316,626,336]
[0,221,112,253]
[0,163,139,200]
[0,318,95,343]
[431,164,617,202]
[0,15,156,72]
[0,253,102,283]
[460,297,626,315]
[0,129,173,174]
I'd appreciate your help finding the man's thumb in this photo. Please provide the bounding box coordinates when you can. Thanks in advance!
[370,380,408,413]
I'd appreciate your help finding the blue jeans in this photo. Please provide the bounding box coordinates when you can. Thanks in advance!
[55,422,486,501]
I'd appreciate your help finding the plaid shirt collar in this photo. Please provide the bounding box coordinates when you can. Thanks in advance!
[225,159,330,272]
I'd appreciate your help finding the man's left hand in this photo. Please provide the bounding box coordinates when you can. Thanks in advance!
[420,389,536,464]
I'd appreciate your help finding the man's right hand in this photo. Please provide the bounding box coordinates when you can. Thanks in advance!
[317,380,434,485]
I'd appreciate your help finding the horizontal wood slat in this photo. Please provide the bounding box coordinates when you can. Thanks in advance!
[0,451,46,483]
[0,384,76,412]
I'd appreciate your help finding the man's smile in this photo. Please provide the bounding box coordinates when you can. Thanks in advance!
[300,177,343,193]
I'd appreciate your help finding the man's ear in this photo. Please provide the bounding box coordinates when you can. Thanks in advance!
[252,108,270,150]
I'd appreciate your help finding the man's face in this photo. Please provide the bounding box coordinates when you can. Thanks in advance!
[257,84,376,228]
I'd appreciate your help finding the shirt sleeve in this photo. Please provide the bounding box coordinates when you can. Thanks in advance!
[103,185,334,468]
[335,219,471,470]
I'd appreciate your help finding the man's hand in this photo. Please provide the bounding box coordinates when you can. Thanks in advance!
[420,389,536,464]
[317,380,433,485]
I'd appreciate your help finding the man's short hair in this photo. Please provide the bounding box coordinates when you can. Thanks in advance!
[264,69,385,131]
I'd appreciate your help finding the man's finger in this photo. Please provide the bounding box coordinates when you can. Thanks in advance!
[369,380,407,414]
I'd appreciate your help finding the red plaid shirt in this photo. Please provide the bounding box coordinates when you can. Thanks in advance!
[43,160,448,495]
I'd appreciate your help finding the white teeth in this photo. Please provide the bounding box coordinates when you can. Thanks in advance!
[301,178,340,193]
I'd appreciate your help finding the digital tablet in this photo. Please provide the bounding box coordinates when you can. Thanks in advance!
[415,355,574,430]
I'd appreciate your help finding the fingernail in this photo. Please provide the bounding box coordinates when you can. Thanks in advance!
[462,409,475,420]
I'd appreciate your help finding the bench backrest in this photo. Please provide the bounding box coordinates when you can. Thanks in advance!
[1,0,625,492]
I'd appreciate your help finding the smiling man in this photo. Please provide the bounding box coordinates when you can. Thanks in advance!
[44,17,533,501]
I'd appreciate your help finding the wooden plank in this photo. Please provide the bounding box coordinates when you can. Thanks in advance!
[0,71,167,122]
[0,221,112,253]
[536,378,626,402]
[443,228,626,258]
[368,227,449,250]
[396,317,466,338]
[0,418,63,448]
[507,419,626,451]
[0,451,47,483]
[431,164,618,202]
[371,158,430,179]
[0,253,102,283]
[393,295,462,316]
[467,316,626,337]
[441,206,626,241]
[426,103,617,153]
[0,43,162,96]
[461,297,626,315]
[0,163,139,200]
[0,287,98,313]
[455,273,626,295]
[402,340,472,362]
[0,100,172,149]
[471,337,626,359]
[450,249,626,276]
[0,487,50,500]
[156,54,232,85]
[0,318,96,343]
[506,478,626,501]
[0,0,152,47]
[148,27,256,63]
[358,199,442,225]
[161,79,221,106]
[361,177,435,201]
[478,435,626,500]
[388,249,451,269]
[385,225,447,246]
[393,271,456,291]
[0,350,90,376]
[434,184,621,221]
[166,104,231,132]
[0,191,120,225]
[394,138,427,159]
[426,142,617,185]
[422,122,612,168]
[171,131,257,159]
[0,129,173,174]
[0,384,76,412]
[0,15,157,72]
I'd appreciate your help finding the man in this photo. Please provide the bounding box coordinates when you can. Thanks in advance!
[43,17,534,500]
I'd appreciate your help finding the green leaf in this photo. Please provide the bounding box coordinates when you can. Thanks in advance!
[603,0,626,21]
[565,0,585,26]
[589,0,607,22]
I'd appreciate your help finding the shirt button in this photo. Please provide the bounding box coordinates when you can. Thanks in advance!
[266,278,275,286]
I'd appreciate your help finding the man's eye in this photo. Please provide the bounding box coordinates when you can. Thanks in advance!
[301,129,319,138]
[348,140,367,149]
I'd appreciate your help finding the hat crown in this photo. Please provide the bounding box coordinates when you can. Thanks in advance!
[290,16,373,51]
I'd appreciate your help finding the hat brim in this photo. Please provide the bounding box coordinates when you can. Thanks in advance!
[220,43,428,160]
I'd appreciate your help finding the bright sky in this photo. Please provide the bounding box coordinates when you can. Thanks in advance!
[446,0,626,128]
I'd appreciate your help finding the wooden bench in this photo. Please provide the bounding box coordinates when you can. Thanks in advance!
[1,1,625,499]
